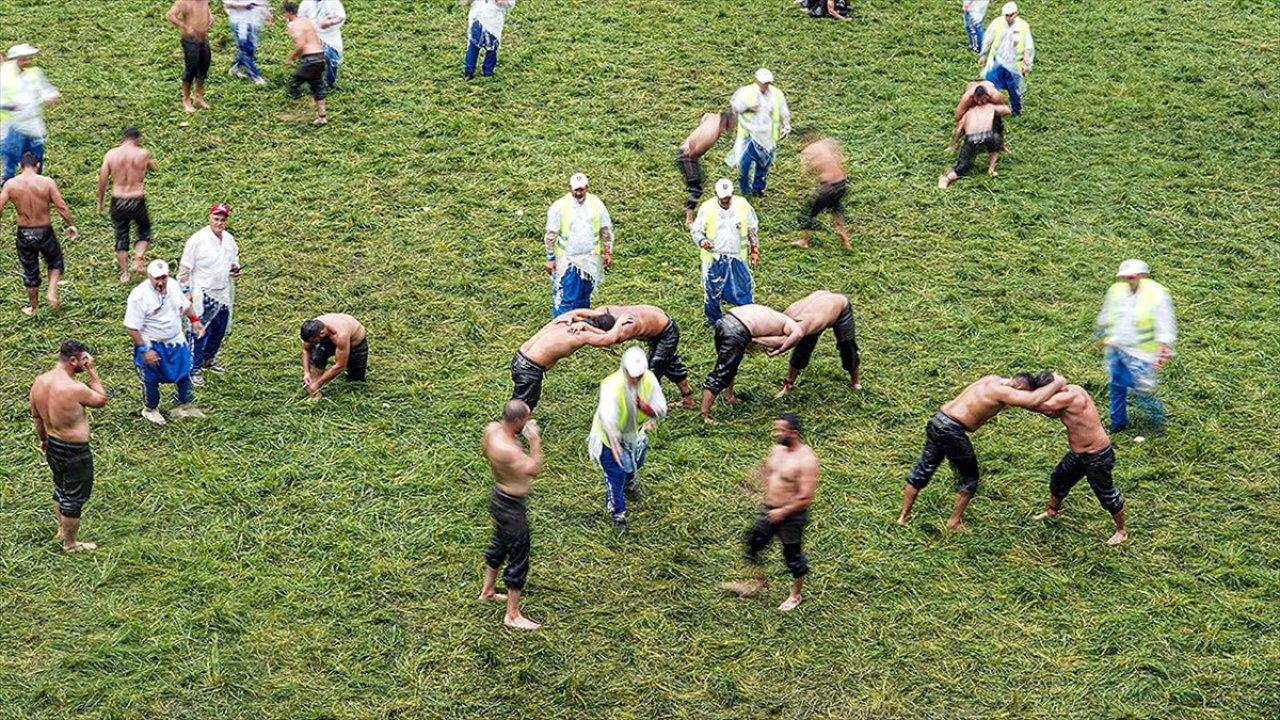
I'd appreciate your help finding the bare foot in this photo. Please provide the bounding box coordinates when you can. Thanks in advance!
[1105,530,1129,545]
[1032,509,1058,521]
[723,393,741,405]
[718,581,763,598]
[938,175,949,188]
[778,594,802,612]
[183,100,196,113]
[478,591,508,602]
[21,306,36,316]
[119,272,131,283]
[945,520,968,533]
[988,169,999,177]
[842,241,852,251]
[896,513,911,526]
[195,97,211,109]
[702,416,717,426]
[790,239,811,248]
[63,541,97,552]
[504,615,541,630]
[774,380,794,398]
[675,395,696,409]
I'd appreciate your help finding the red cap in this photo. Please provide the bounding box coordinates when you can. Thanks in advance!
[209,202,231,217]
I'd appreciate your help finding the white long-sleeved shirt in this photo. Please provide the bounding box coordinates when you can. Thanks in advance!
[468,0,514,38]
[2,64,59,138]
[180,226,240,307]
[124,278,191,344]
[298,0,345,53]
[730,85,791,152]
[546,193,613,282]
[588,372,668,461]
[983,17,1034,74]
[1096,284,1176,362]
[691,200,758,257]
[224,0,270,29]
[963,0,990,21]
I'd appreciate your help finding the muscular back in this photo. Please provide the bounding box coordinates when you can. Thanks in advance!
[483,422,534,497]
[519,322,588,369]
[782,291,847,335]
[731,304,796,338]
[942,375,1015,430]
[1046,385,1110,453]
[30,371,92,442]
[105,146,153,197]
[2,174,57,226]
[680,114,725,158]
[596,304,668,340]
[289,17,323,54]
[316,312,366,346]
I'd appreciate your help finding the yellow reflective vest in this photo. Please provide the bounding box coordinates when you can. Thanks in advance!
[1103,279,1166,355]
[697,196,752,266]
[551,193,605,260]
[591,369,659,450]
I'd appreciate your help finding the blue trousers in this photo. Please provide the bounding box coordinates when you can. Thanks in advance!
[135,342,194,409]
[322,44,341,89]
[963,11,984,53]
[703,255,754,326]
[464,21,500,77]
[189,297,231,369]
[738,140,774,197]
[551,265,595,318]
[601,443,645,521]
[2,129,44,181]
[230,23,263,80]
[1106,346,1165,429]
[985,65,1023,115]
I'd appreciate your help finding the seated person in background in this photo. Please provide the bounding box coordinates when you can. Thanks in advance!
[797,0,851,20]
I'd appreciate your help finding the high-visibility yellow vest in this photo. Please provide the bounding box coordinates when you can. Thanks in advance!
[591,369,659,450]
[698,196,752,265]
[0,61,20,125]
[983,17,1030,74]
[1104,279,1166,355]
[551,193,604,260]
[737,85,784,143]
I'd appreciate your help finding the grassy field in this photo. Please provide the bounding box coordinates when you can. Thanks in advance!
[1,0,1279,717]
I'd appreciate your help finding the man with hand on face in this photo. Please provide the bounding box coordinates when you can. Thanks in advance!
[479,400,544,630]
[544,173,614,318]
[691,178,759,326]
[300,313,367,397]
[125,260,207,426]
[588,347,668,530]
[897,371,1065,531]
[29,339,108,552]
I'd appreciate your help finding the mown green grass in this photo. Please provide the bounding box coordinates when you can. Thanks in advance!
[1,0,1278,717]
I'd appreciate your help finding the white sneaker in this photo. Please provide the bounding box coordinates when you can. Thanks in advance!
[172,405,206,419]
[204,363,227,375]
[252,76,266,86]
[229,66,246,78]
[141,408,167,426]
[190,372,205,388]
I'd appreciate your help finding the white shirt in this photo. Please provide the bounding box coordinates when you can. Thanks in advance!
[124,278,191,344]
[588,372,668,461]
[224,1,269,28]
[986,17,1034,73]
[299,0,346,53]
[691,199,759,257]
[730,85,791,152]
[468,0,514,38]
[3,64,59,138]
[180,226,240,307]
[546,193,613,281]
[963,0,990,21]
[1096,284,1176,362]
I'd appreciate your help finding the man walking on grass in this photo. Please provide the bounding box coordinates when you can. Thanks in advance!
[1096,259,1175,435]
[224,0,273,85]
[479,400,544,630]
[166,0,213,113]
[125,260,207,426]
[691,179,759,326]
[729,68,792,198]
[588,347,668,530]
[897,371,1064,531]
[179,203,240,386]
[793,130,850,250]
[720,413,819,613]
[544,173,614,318]
[0,152,78,315]
[979,2,1034,115]
[462,0,515,81]
[298,0,345,90]
[1,44,60,181]
[97,126,157,282]
[29,339,108,552]
[284,1,330,125]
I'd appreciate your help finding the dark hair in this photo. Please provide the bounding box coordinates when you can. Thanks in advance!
[797,127,820,142]
[300,319,325,342]
[122,126,141,140]
[582,312,616,331]
[720,109,736,128]
[1013,371,1055,389]
[973,85,989,99]
[283,1,298,12]
[20,152,38,168]
[59,338,88,360]
[777,412,802,434]
[503,399,530,423]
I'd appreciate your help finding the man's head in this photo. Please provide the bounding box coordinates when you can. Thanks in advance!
[121,126,142,143]
[208,202,230,233]
[502,399,531,432]
[569,173,589,202]
[283,1,299,17]
[972,84,990,104]
[581,312,616,332]
[719,109,737,133]
[1002,2,1017,24]
[1116,259,1149,290]
[754,67,774,91]
[1008,370,1054,391]
[58,338,90,371]
[300,319,329,343]
[621,346,648,383]
[147,259,171,292]
[7,44,37,68]
[715,178,734,207]
[773,412,802,446]
[19,152,39,170]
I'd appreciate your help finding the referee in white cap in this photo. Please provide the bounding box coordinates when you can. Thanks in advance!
[1095,259,1175,435]
[543,172,614,317]
[1,43,61,181]
[588,346,667,530]
[729,68,792,198]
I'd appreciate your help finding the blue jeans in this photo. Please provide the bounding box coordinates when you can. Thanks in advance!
[601,443,645,521]
[135,342,195,409]
[2,129,44,181]
[737,140,774,197]
[985,65,1023,115]
[551,265,595,318]
[322,44,341,89]
[1106,346,1165,429]
[190,297,231,369]
[703,255,754,326]
[464,21,500,77]
[963,11,984,53]
[230,23,263,80]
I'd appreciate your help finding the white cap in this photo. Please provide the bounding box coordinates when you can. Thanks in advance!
[754,68,774,84]
[147,259,171,278]
[622,346,648,378]
[1116,259,1149,277]
[569,173,589,190]
[1002,2,1017,15]
[6,44,38,59]
[714,178,734,199]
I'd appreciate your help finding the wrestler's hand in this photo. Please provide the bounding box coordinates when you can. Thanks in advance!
[80,353,96,370]
[191,320,207,339]
[766,507,789,523]
[544,260,556,274]
[66,225,79,240]
[39,439,47,456]
[618,313,636,326]
[603,249,613,268]
[306,381,322,397]
[143,349,160,367]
